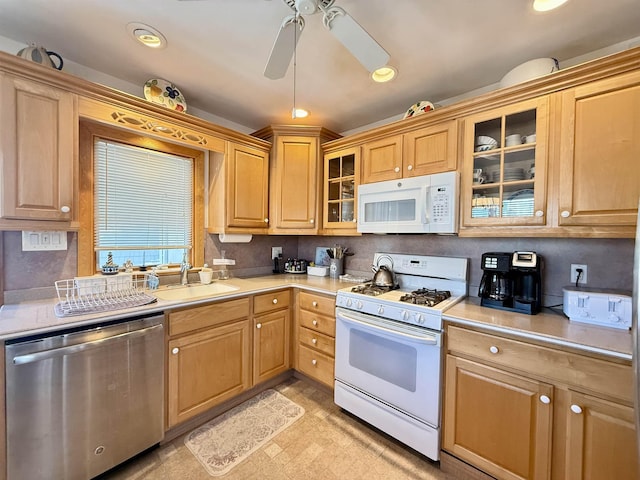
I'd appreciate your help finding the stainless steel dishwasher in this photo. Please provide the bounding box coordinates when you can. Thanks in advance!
[5,313,164,480]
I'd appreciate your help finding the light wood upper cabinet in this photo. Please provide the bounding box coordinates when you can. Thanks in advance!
[403,120,458,176]
[557,70,640,228]
[0,73,77,227]
[208,141,269,234]
[252,125,340,235]
[361,134,403,183]
[322,147,360,234]
[460,96,550,229]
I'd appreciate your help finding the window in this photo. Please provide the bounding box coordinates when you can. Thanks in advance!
[94,139,193,269]
[79,122,204,276]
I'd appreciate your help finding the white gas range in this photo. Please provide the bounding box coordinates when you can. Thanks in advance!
[334,252,468,461]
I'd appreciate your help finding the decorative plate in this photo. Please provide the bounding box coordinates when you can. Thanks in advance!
[143,78,187,112]
[403,100,435,119]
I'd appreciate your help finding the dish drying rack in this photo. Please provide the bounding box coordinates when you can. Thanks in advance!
[54,274,157,317]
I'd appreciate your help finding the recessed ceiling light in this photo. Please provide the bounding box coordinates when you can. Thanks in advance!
[533,0,569,12]
[371,66,397,83]
[292,108,309,119]
[127,22,167,49]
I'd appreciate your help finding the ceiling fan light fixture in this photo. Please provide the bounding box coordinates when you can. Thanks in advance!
[127,22,167,49]
[292,107,309,119]
[371,66,397,83]
[533,0,569,12]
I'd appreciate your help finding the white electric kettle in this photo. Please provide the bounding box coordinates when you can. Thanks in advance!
[16,44,63,70]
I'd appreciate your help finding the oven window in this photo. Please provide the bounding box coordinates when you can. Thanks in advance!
[349,329,417,392]
[363,199,416,222]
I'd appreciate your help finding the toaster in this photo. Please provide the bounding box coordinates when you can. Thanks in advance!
[563,287,632,330]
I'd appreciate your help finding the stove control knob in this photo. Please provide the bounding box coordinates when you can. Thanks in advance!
[377,306,384,315]
[346,299,353,308]
[401,310,409,321]
[356,301,364,310]
[416,313,425,324]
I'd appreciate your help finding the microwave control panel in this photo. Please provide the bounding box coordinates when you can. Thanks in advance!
[430,185,452,224]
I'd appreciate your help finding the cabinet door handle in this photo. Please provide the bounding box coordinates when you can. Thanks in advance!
[489,345,499,354]
[311,359,317,366]
[535,210,544,217]
[310,218,315,224]
[256,323,262,329]
[570,404,583,414]
[312,301,318,307]
[264,218,269,223]
[407,165,413,171]
[60,205,71,213]
[394,167,400,173]
[272,298,278,304]
[172,347,179,355]
[561,210,571,218]
[539,395,551,404]
[312,319,318,326]
[312,338,318,344]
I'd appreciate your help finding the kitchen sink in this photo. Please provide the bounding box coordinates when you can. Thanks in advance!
[152,282,239,301]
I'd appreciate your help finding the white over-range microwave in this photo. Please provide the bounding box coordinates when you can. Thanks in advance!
[357,171,459,234]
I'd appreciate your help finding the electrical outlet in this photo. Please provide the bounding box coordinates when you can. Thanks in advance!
[570,264,588,284]
[271,246,282,259]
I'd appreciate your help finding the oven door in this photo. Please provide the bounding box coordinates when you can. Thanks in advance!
[335,307,442,427]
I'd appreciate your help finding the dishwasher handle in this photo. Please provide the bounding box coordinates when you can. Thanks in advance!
[11,323,163,366]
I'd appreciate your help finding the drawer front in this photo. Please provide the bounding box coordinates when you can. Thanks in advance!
[299,326,335,357]
[298,309,336,337]
[447,325,633,403]
[169,297,250,336]
[254,289,290,315]
[298,344,335,387]
[299,291,335,317]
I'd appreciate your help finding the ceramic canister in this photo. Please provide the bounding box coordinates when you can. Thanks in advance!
[16,44,63,70]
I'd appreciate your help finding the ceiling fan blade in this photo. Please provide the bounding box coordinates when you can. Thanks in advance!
[264,15,304,80]
[323,6,389,72]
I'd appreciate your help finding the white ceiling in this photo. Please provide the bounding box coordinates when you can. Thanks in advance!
[1,0,639,133]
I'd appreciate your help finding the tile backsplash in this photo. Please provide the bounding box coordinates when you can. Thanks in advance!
[2,231,635,308]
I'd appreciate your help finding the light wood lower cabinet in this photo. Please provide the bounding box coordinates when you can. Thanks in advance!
[443,324,638,480]
[167,298,251,428]
[253,290,291,385]
[295,290,336,388]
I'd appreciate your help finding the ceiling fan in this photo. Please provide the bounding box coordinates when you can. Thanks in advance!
[264,0,390,80]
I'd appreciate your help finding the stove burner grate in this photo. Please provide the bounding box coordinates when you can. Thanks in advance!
[351,283,398,296]
[399,288,452,307]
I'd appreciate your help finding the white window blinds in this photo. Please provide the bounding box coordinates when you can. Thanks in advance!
[94,139,193,264]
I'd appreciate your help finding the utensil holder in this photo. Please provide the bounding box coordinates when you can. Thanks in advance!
[329,258,344,279]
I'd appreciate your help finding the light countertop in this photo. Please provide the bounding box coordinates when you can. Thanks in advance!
[0,274,346,341]
[444,298,632,361]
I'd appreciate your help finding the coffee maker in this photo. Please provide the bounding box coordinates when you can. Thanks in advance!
[479,251,542,315]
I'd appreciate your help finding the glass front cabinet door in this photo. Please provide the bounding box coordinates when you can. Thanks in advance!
[323,147,360,233]
[461,97,549,227]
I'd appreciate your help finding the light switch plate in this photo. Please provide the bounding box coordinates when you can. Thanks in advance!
[22,231,68,251]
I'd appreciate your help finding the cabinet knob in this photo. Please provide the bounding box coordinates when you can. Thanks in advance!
[172,347,179,355]
[561,210,571,218]
[312,301,318,307]
[570,404,583,414]
[535,210,544,217]
[489,345,499,354]
[256,323,262,329]
[272,298,278,304]
[539,395,551,404]
[312,319,318,326]
[407,165,413,171]
[60,205,71,213]
[311,359,317,366]
[312,338,318,344]
[394,167,400,173]
[264,218,269,223]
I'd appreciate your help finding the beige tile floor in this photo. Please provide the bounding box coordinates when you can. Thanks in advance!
[102,377,457,480]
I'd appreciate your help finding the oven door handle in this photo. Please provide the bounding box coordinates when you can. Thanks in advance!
[337,311,439,345]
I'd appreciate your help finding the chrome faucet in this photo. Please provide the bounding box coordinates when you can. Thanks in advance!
[180,253,191,285]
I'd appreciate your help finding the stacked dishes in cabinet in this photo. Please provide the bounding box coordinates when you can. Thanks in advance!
[471,128,537,219]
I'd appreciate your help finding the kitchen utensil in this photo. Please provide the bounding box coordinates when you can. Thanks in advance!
[16,44,63,70]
